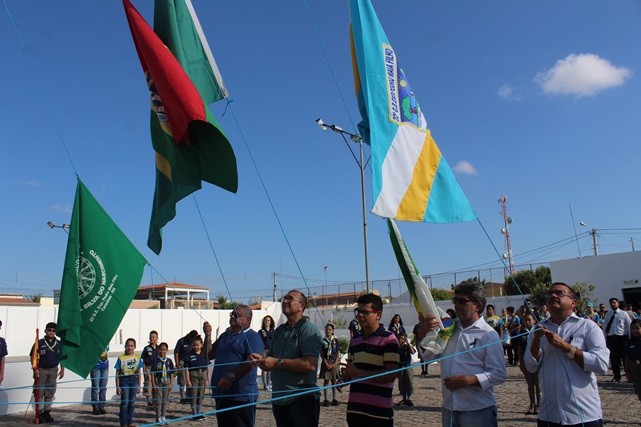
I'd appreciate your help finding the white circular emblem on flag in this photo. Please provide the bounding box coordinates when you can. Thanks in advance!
[77,256,96,299]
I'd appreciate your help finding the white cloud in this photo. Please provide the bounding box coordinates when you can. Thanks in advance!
[534,53,631,97]
[498,83,520,100]
[452,160,478,175]
[23,179,41,187]
[48,204,72,214]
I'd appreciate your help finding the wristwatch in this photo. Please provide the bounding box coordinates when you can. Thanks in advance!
[226,372,236,381]
[277,358,284,367]
[567,346,577,360]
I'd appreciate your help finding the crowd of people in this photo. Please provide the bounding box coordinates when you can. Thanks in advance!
[11,283,641,427]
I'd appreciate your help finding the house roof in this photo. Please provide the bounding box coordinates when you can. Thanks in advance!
[0,297,40,306]
[138,282,210,291]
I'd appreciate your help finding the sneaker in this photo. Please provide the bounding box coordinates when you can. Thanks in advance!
[38,412,47,423]
[43,411,54,422]
[332,399,339,406]
[99,407,107,415]
[322,400,330,407]
[93,407,100,415]
[405,400,414,407]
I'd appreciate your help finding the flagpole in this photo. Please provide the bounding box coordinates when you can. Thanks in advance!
[315,119,370,293]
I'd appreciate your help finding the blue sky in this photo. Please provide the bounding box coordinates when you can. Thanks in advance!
[1,0,640,301]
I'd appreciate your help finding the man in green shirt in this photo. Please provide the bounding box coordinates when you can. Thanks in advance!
[252,290,322,427]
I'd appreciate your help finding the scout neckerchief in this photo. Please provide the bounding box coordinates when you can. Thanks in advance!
[323,334,335,359]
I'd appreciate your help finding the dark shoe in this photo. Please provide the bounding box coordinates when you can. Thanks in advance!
[612,377,621,382]
[396,399,406,406]
[38,412,47,423]
[146,401,154,410]
[322,400,330,407]
[533,404,539,415]
[332,399,339,406]
[526,403,535,415]
[99,407,107,415]
[405,400,414,407]
[92,406,100,415]
[43,411,54,422]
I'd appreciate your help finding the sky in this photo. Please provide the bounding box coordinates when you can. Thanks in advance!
[1,0,640,302]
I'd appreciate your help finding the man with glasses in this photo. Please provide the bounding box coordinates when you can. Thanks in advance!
[602,297,631,382]
[252,290,322,427]
[30,322,65,423]
[417,280,506,427]
[524,282,609,427]
[343,293,399,427]
[209,304,263,427]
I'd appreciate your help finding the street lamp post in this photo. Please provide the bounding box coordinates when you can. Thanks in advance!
[316,119,370,293]
[47,221,70,234]
[579,221,599,256]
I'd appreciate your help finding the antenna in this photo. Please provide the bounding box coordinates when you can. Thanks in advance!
[498,195,515,275]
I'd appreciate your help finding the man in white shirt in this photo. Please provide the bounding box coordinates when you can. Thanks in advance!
[418,280,507,427]
[525,282,609,427]
[602,297,631,382]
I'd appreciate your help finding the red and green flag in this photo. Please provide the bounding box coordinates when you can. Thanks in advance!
[123,0,237,255]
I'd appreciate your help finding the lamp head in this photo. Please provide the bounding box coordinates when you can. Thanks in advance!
[315,118,328,131]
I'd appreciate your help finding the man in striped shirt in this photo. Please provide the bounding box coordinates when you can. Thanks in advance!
[343,293,400,427]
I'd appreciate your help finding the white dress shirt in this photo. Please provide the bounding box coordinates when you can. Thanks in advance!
[602,308,631,337]
[525,313,609,425]
[422,316,507,411]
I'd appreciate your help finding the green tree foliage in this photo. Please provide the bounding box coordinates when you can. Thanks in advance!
[529,281,596,311]
[430,288,452,301]
[505,266,551,296]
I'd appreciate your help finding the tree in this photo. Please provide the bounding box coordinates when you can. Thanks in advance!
[505,266,551,296]
[430,288,453,301]
[529,281,596,311]
[26,293,42,303]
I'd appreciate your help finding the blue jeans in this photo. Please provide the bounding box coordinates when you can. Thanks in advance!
[442,405,498,427]
[119,375,138,426]
[90,367,108,409]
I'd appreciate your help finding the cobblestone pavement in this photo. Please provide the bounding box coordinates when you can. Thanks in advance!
[2,364,640,426]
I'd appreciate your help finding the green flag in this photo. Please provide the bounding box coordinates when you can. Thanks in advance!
[57,179,147,378]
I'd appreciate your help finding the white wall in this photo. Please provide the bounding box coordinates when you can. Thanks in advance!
[551,251,641,306]
[0,303,282,415]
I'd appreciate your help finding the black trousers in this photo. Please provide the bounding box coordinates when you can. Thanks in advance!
[215,398,255,427]
[272,394,320,427]
[606,334,627,379]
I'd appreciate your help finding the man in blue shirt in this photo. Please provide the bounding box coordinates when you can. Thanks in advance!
[210,304,263,427]
[30,322,65,423]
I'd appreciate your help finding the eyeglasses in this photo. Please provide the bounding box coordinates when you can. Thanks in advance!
[544,290,574,299]
[282,295,303,304]
[452,297,475,305]
[229,312,249,319]
[354,308,380,317]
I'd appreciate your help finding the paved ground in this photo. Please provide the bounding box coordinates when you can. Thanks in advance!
[2,364,640,426]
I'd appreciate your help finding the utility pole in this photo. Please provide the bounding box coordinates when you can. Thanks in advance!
[273,272,277,301]
[631,237,635,252]
[498,195,515,275]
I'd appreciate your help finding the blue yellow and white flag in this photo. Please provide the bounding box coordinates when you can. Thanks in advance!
[350,0,476,223]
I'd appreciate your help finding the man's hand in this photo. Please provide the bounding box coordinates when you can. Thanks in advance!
[217,376,232,389]
[116,387,122,396]
[417,314,439,342]
[443,375,477,391]
[542,329,571,352]
[33,368,39,379]
[59,368,65,379]
[203,321,212,335]
[341,361,357,380]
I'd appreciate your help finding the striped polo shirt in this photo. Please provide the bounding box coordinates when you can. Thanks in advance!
[347,324,400,421]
